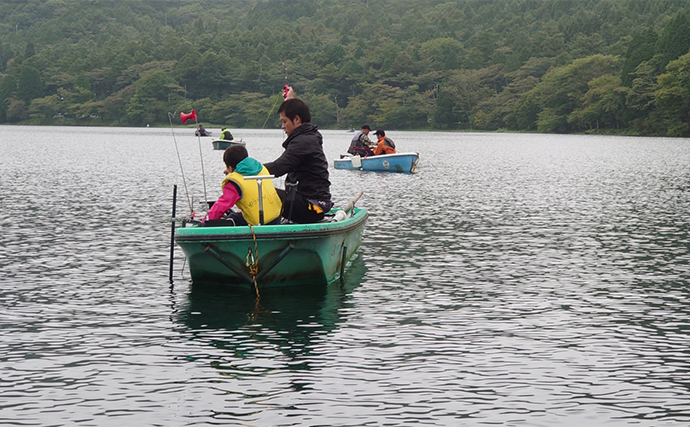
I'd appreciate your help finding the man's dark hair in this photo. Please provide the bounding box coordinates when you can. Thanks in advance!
[362,124,371,130]
[277,98,311,123]
[223,145,248,169]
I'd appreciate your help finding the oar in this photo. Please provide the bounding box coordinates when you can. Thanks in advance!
[334,191,364,221]
[343,191,364,214]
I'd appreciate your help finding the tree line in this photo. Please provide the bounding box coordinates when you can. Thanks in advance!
[1,0,689,136]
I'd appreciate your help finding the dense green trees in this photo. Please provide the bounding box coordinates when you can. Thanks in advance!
[0,0,689,136]
[516,55,619,133]
[17,65,44,103]
[655,52,690,136]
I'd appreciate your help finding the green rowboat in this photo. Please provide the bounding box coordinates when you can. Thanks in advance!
[211,138,245,150]
[174,208,368,288]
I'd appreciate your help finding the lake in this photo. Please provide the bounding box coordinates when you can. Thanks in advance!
[1,125,689,426]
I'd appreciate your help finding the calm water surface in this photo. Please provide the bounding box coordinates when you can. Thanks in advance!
[1,125,689,426]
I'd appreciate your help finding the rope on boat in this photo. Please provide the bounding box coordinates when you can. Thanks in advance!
[410,152,420,173]
[246,224,260,298]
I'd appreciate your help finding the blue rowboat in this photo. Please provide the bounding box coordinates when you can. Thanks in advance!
[211,138,245,150]
[174,208,368,288]
[334,152,419,173]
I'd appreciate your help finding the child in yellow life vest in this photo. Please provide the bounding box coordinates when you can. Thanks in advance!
[204,145,282,226]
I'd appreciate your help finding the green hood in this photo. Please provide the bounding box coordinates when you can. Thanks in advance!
[234,156,263,176]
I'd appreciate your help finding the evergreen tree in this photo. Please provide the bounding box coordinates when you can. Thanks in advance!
[621,28,658,87]
[655,12,690,69]
[17,65,44,103]
[655,52,690,136]
[0,74,17,122]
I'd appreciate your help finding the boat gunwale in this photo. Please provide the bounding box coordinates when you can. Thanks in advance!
[334,152,418,173]
[211,138,245,144]
[174,209,368,242]
[334,152,419,162]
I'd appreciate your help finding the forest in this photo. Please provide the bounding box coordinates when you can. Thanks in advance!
[1,0,689,136]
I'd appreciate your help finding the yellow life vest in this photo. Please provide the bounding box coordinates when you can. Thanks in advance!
[222,166,282,225]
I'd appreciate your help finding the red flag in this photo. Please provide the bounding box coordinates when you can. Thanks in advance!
[180,109,197,124]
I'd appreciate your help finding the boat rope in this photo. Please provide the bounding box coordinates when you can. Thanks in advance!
[249,297,264,322]
[245,224,260,298]
[410,152,420,173]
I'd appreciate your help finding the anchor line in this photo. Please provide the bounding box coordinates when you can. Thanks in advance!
[249,297,264,322]
[246,224,260,298]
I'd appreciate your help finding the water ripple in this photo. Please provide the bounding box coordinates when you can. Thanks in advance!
[1,128,690,425]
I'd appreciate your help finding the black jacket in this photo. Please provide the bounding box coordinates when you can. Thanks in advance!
[264,124,331,202]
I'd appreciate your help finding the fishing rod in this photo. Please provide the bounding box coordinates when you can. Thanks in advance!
[167,112,193,216]
[262,55,290,129]
[194,125,209,208]
[260,60,290,129]
[282,59,288,91]
[174,110,209,209]
[168,109,210,282]
[261,95,283,130]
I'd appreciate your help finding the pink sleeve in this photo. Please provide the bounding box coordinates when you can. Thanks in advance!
[205,183,240,220]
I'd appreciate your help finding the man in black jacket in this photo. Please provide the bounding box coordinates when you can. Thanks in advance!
[348,124,375,156]
[264,87,333,223]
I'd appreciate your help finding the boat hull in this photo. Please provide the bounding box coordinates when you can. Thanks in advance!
[211,139,245,150]
[334,152,419,173]
[174,208,368,288]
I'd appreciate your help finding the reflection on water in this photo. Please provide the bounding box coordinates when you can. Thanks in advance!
[1,126,690,426]
[175,255,366,359]
[170,257,366,423]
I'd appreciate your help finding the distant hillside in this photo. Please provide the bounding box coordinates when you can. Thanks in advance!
[1,0,689,136]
